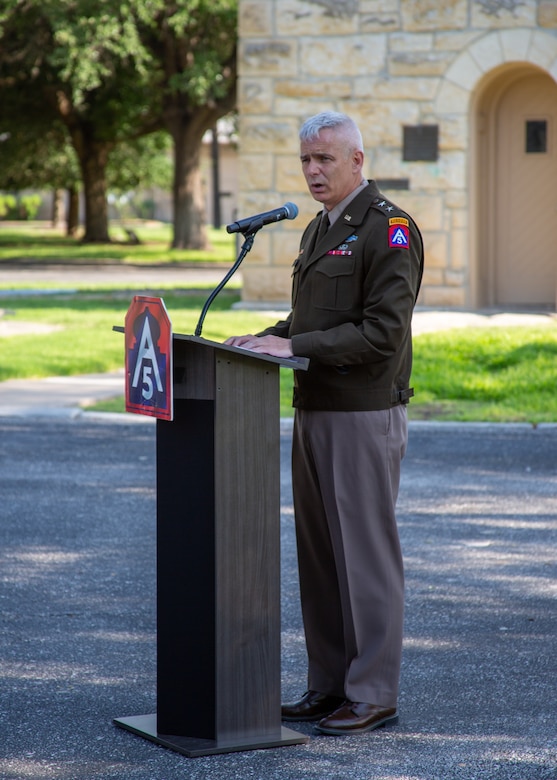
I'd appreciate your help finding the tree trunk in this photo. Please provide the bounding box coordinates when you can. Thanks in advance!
[51,189,65,228]
[171,124,209,250]
[78,141,111,243]
[66,186,79,236]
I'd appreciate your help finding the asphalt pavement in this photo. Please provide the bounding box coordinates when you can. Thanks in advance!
[0,415,555,780]
[1,264,556,779]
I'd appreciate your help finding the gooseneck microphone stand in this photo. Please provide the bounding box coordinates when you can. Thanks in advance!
[194,224,261,337]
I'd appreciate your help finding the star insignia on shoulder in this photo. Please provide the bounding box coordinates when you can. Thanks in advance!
[374,197,396,213]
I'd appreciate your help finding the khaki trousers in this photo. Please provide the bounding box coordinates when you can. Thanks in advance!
[291,406,407,708]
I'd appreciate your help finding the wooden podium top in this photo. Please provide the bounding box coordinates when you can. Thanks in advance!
[174,333,309,371]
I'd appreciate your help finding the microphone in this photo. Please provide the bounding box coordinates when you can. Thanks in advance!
[226,202,298,234]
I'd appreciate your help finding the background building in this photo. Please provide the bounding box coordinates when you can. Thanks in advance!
[236,0,557,310]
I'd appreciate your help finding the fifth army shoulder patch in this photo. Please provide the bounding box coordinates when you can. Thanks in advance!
[388,217,409,249]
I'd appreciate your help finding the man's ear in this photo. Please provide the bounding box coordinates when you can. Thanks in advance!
[352,149,364,171]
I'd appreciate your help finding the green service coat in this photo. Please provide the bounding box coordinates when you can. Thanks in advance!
[261,180,425,411]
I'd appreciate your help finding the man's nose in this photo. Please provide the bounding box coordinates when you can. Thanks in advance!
[306,158,321,176]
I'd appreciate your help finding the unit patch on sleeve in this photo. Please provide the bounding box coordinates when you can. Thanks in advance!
[388,217,410,249]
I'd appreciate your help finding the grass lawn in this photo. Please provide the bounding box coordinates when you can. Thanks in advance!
[1,221,556,422]
[0,222,237,268]
[409,326,557,423]
[1,288,556,421]
[0,290,280,379]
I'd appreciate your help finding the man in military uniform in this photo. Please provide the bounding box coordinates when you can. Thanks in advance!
[226,111,424,735]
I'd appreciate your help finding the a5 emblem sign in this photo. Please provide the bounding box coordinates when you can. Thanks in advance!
[124,296,173,421]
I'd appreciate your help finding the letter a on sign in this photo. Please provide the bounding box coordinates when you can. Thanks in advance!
[125,296,173,420]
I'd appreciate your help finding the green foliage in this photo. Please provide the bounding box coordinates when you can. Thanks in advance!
[107,132,172,195]
[0,119,80,192]
[0,193,42,219]
[158,0,237,103]
[19,194,43,219]
[0,194,16,217]
[45,1,152,108]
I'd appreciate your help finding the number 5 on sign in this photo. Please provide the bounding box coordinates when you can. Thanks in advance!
[125,296,173,421]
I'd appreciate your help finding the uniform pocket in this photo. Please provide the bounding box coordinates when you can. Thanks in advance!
[313,256,356,311]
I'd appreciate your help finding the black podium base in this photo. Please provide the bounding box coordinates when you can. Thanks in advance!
[113,714,309,758]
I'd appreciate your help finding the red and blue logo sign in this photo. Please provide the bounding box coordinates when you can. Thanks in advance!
[388,217,410,249]
[125,296,173,421]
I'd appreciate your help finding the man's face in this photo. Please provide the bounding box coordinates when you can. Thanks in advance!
[300,128,364,211]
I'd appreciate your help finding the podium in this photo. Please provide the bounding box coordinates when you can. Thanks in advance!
[114,334,309,757]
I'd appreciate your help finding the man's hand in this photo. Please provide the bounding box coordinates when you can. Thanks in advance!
[225,334,293,358]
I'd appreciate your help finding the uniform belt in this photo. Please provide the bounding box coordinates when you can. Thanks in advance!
[392,387,414,404]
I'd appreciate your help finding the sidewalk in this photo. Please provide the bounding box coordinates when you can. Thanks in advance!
[0,371,127,418]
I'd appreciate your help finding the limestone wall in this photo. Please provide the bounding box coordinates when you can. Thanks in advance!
[237,0,557,307]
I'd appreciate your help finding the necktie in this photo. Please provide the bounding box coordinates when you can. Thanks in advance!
[316,212,330,242]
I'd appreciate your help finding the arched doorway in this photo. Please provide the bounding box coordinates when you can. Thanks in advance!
[475,65,557,309]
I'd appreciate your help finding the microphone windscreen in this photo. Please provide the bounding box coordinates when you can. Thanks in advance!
[284,202,299,220]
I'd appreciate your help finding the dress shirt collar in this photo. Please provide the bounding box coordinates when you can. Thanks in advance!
[321,179,368,227]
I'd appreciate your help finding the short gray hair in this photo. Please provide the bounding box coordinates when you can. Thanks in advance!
[299,111,364,151]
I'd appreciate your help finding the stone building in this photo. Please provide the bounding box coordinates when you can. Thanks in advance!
[236,0,557,311]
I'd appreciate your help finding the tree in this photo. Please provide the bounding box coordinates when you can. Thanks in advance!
[0,0,160,242]
[0,84,172,233]
[0,0,237,247]
[136,0,237,248]
[0,88,82,232]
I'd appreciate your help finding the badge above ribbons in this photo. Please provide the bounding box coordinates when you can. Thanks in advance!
[125,296,173,420]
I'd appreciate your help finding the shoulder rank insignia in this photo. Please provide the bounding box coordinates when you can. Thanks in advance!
[374,198,395,212]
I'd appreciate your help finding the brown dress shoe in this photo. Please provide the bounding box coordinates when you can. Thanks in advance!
[316,702,398,735]
[281,690,346,722]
